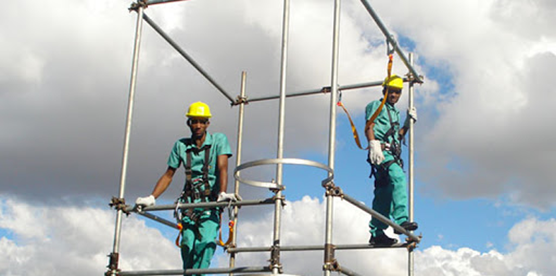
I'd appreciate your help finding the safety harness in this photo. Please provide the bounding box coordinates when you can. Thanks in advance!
[174,144,214,248]
[368,105,404,186]
[172,142,235,248]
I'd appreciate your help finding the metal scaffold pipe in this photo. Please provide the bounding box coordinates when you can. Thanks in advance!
[228,242,411,253]
[341,193,421,242]
[109,4,145,276]
[359,0,423,83]
[230,71,247,274]
[129,198,276,212]
[118,266,272,276]
[245,80,384,104]
[337,265,363,276]
[142,13,235,103]
[324,0,341,275]
[271,0,291,273]
[146,0,187,5]
[408,52,416,276]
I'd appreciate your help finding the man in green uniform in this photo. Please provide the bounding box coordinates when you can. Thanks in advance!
[365,75,418,246]
[136,101,236,274]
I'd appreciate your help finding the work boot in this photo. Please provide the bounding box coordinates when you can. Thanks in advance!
[369,234,398,246]
[394,221,418,234]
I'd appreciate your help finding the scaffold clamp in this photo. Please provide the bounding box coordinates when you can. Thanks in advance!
[233,95,249,106]
[323,243,337,271]
[320,86,332,93]
[109,197,130,216]
[405,233,422,252]
[270,194,287,207]
[128,0,148,12]
[105,252,120,276]
[268,245,283,273]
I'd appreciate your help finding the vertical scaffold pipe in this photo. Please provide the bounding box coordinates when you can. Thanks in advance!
[273,0,290,273]
[408,53,415,276]
[324,0,341,275]
[230,72,247,275]
[109,4,144,276]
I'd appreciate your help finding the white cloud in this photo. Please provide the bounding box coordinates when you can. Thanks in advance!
[366,0,556,208]
[1,197,555,276]
[0,197,180,275]
[0,0,403,202]
[225,197,556,276]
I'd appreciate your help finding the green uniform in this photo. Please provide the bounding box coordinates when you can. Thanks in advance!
[167,132,232,275]
[365,100,408,236]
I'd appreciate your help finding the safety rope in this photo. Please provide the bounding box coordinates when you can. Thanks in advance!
[175,222,183,247]
[217,220,235,247]
[218,200,235,247]
[338,53,394,150]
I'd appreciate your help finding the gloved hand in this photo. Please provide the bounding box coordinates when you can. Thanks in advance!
[369,140,385,165]
[135,195,155,207]
[404,106,417,128]
[217,192,238,202]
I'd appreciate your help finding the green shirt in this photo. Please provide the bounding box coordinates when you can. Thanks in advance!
[167,132,232,194]
[365,99,400,145]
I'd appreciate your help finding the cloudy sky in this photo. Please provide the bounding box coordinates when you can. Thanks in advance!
[1,0,555,275]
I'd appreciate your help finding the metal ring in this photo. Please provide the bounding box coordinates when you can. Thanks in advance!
[234,158,334,189]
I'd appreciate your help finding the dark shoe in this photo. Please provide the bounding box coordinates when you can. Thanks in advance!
[369,234,398,246]
[394,221,418,234]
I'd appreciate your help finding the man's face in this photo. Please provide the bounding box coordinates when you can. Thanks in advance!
[386,88,402,105]
[187,117,210,138]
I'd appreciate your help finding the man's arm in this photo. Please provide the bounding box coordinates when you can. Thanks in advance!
[151,166,177,198]
[217,154,229,193]
[399,106,417,137]
[365,121,376,142]
[399,126,408,137]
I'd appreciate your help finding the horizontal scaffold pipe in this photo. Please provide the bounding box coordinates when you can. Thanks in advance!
[243,80,384,104]
[227,242,411,253]
[145,0,187,5]
[341,193,421,242]
[125,198,276,213]
[118,266,271,276]
[359,0,423,83]
[337,265,362,276]
[137,211,179,229]
[141,13,235,103]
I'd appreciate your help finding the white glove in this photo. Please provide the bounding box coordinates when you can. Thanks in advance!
[135,195,155,207]
[369,140,385,165]
[404,106,417,128]
[217,192,238,202]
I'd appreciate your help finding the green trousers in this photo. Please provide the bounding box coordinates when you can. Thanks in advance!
[181,209,220,276]
[369,153,408,236]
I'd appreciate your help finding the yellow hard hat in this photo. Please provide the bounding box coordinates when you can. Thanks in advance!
[185,101,212,118]
[382,75,404,90]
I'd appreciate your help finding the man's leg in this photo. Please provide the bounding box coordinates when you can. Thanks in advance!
[191,210,220,271]
[369,169,393,237]
[388,163,408,225]
[181,221,196,271]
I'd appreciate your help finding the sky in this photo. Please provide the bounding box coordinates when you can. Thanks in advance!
[1,0,555,275]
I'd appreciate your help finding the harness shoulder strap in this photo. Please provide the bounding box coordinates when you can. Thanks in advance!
[384,106,403,168]
[184,148,193,197]
[202,145,212,197]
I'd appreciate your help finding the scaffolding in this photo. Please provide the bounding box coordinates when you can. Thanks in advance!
[107,0,424,275]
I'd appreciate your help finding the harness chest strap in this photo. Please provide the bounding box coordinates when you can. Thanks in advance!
[184,144,213,200]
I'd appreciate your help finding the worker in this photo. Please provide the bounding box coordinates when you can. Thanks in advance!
[135,101,236,275]
[365,75,418,246]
